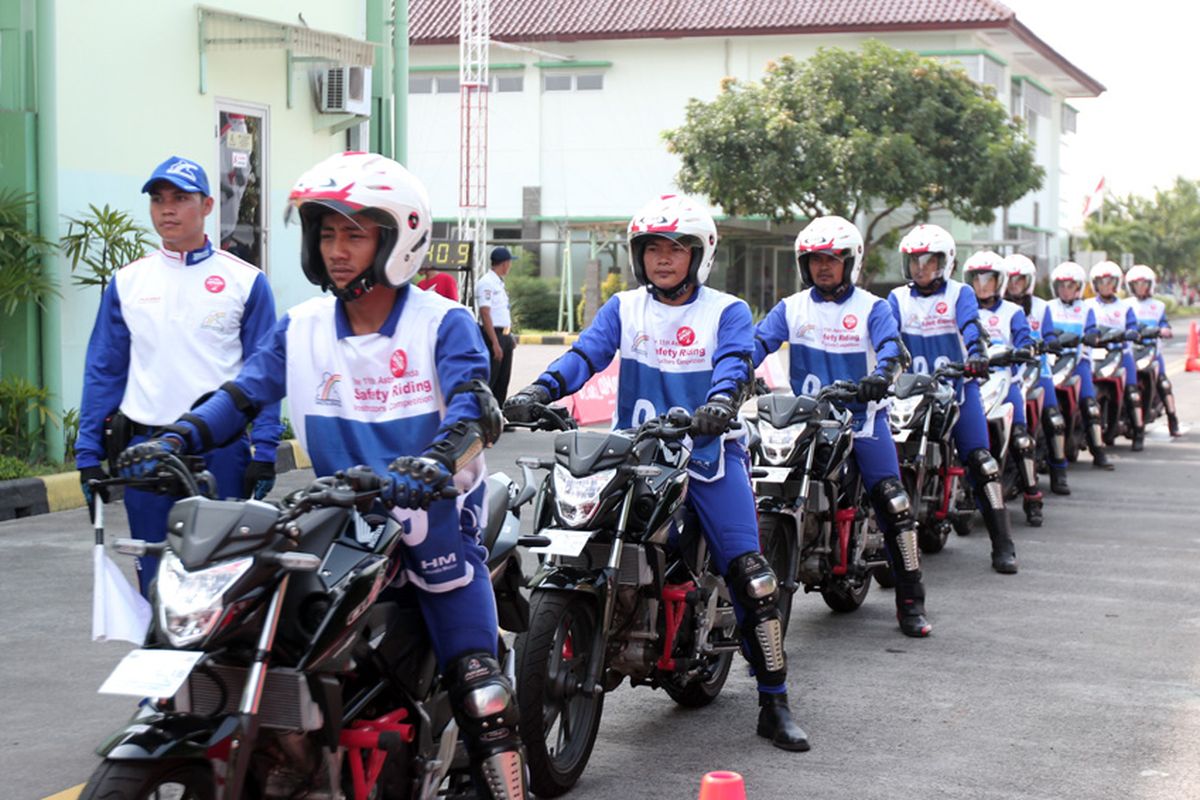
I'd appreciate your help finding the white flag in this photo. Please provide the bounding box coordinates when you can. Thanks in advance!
[1082,176,1106,219]
[92,545,152,644]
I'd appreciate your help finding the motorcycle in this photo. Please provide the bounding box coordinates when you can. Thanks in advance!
[888,363,969,553]
[1090,327,1137,446]
[1049,332,1085,463]
[81,454,539,800]
[1133,324,1167,425]
[509,405,740,798]
[750,380,889,628]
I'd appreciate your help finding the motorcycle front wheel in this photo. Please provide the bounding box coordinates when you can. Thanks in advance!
[757,513,797,636]
[79,760,214,800]
[515,591,605,798]
[821,575,870,612]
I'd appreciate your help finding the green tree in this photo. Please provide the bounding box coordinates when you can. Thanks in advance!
[0,191,58,316]
[664,42,1044,279]
[1084,178,1200,279]
[59,204,155,294]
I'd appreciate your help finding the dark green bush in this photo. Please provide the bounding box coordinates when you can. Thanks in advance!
[0,453,32,480]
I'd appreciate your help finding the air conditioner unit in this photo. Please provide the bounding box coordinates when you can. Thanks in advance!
[319,66,372,116]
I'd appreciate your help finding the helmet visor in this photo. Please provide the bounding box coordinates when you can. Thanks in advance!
[905,252,944,282]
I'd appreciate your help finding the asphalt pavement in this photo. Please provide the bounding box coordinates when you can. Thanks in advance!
[4,337,1200,800]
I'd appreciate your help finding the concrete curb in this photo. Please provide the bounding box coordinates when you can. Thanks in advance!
[0,440,311,522]
[516,333,579,345]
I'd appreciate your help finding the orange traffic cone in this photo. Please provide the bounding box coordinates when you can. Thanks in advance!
[1186,321,1200,372]
[698,771,747,800]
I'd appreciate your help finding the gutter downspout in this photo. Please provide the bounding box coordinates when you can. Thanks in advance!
[36,0,64,459]
[366,0,392,157]
[393,0,408,165]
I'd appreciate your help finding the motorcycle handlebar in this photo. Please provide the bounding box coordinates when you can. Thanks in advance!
[503,403,579,432]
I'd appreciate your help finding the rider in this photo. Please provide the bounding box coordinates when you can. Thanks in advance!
[962,251,1044,527]
[1125,264,1181,436]
[752,216,931,638]
[889,225,1019,575]
[113,153,527,799]
[1046,262,1113,470]
[1004,253,1071,495]
[1085,261,1146,451]
[504,194,810,752]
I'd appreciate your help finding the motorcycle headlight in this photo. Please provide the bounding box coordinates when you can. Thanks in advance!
[759,422,806,465]
[156,551,254,647]
[553,465,617,528]
[978,373,1009,413]
[888,396,922,430]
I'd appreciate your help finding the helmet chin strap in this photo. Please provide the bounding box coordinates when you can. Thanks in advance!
[911,276,945,296]
[647,278,695,301]
[813,280,853,302]
[328,269,377,302]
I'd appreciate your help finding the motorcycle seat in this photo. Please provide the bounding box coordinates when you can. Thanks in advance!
[482,476,510,554]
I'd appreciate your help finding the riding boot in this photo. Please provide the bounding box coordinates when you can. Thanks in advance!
[1022,492,1044,527]
[1049,464,1071,496]
[1162,377,1181,436]
[1126,386,1145,451]
[757,692,811,751]
[1168,412,1180,437]
[1083,398,1114,470]
[895,574,932,637]
[446,654,528,800]
[966,449,1018,574]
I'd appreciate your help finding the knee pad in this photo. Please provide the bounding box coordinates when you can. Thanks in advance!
[1125,386,1144,428]
[728,552,785,685]
[870,479,918,571]
[447,653,522,762]
[1010,424,1035,455]
[1083,397,1102,421]
[1159,376,1173,396]
[966,448,1005,511]
[1043,406,1066,435]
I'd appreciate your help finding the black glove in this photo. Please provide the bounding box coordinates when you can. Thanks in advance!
[503,384,551,423]
[79,465,110,509]
[964,356,991,379]
[383,456,454,510]
[1013,347,1036,363]
[1082,331,1102,347]
[243,459,276,500]
[1124,328,1140,342]
[692,394,736,437]
[857,374,890,403]
[115,436,184,480]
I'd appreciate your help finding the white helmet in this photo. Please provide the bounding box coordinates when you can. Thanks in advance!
[1125,264,1156,295]
[794,215,865,292]
[1051,262,1087,297]
[288,152,432,301]
[962,250,1008,299]
[898,224,957,283]
[1003,253,1037,298]
[627,194,718,300]
[1088,260,1124,293]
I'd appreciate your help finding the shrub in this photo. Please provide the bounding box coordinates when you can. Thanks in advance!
[508,273,561,331]
[0,375,59,461]
[0,453,32,480]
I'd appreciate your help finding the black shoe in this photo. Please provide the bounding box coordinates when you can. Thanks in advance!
[897,608,932,637]
[1092,449,1115,470]
[757,693,810,752]
[1049,466,1071,496]
[991,549,1019,574]
[1132,433,1145,452]
[1023,494,1044,527]
[1169,414,1181,437]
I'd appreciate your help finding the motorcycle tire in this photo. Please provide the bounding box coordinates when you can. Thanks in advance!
[918,519,951,554]
[872,564,896,588]
[821,576,870,613]
[661,613,735,708]
[757,513,797,637]
[1066,415,1082,463]
[953,482,974,536]
[1099,396,1118,446]
[515,591,605,798]
[79,760,214,800]
[1001,452,1021,502]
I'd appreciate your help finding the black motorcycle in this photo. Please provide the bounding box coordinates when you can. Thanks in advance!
[1133,324,1167,424]
[750,380,889,629]
[888,363,968,553]
[1049,331,1086,463]
[81,454,537,800]
[1090,327,1137,445]
[508,405,740,797]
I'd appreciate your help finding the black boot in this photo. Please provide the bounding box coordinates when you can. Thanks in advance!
[966,450,1018,574]
[1092,447,1114,470]
[1169,413,1180,437]
[1131,432,1145,452]
[1049,465,1071,495]
[1023,493,1044,527]
[895,578,932,638]
[757,692,810,751]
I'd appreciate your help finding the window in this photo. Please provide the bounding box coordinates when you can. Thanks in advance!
[1027,112,1038,138]
[1010,79,1023,117]
[543,74,572,92]
[217,103,269,272]
[493,74,523,92]
[543,73,604,92]
[431,221,453,239]
[1062,105,1078,134]
[492,227,522,241]
[436,75,460,94]
[575,73,604,91]
[409,76,434,94]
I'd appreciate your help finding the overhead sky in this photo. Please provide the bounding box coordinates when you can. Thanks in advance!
[1003,0,1198,223]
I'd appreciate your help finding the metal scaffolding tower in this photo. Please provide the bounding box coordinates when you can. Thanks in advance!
[457,0,489,308]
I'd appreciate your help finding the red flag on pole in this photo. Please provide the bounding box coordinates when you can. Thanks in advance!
[1081,176,1106,219]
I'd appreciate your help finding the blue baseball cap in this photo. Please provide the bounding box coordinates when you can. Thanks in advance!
[490,246,513,265]
[141,156,210,196]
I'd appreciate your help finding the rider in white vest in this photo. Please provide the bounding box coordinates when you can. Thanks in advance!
[1125,264,1180,436]
[115,153,527,799]
[505,195,810,752]
[1085,261,1146,451]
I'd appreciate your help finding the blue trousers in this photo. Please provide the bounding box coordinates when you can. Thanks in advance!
[125,432,249,597]
[1007,381,1027,427]
[1122,350,1138,390]
[1075,359,1097,401]
[952,380,991,457]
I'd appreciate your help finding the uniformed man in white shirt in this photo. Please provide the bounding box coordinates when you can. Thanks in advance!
[477,246,514,402]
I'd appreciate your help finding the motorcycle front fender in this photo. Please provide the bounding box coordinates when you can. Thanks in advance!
[97,710,240,762]
[528,564,609,600]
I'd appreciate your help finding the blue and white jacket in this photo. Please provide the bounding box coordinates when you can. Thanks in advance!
[753,285,903,435]
[1129,296,1169,329]
[1046,298,1098,361]
[888,280,987,377]
[978,297,1035,377]
[76,240,282,469]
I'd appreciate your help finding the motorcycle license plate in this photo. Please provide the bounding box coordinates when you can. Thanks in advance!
[752,466,793,484]
[98,649,204,698]
[530,528,594,557]
[892,429,912,443]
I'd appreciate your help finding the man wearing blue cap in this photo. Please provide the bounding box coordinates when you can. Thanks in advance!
[76,156,283,596]
[477,246,515,402]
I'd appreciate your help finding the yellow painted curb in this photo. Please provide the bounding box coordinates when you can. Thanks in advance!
[44,470,85,513]
[515,334,579,345]
[41,784,83,800]
[289,438,312,470]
